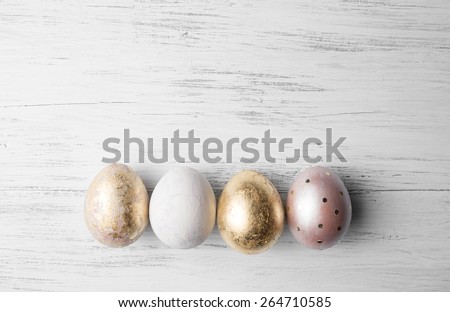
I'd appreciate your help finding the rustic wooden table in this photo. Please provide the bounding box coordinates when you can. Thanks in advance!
[1,0,449,291]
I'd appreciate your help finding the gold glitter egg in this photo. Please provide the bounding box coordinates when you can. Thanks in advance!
[217,170,284,254]
[84,163,149,247]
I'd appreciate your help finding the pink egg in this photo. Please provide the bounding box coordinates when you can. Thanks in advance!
[287,166,352,250]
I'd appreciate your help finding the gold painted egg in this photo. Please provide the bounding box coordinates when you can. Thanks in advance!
[217,170,284,254]
[84,163,149,247]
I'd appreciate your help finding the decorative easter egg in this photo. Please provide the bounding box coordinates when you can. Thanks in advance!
[150,167,216,249]
[287,166,351,250]
[217,170,284,254]
[84,163,149,247]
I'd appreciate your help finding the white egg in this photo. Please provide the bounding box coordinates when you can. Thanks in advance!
[150,167,216,248]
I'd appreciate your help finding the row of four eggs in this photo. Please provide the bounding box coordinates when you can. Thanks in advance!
[85,164,352,254]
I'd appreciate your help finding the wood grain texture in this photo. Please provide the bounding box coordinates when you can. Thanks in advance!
[0,0,449,291]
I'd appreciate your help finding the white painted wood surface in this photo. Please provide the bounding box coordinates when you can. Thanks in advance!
[1,0,449,291]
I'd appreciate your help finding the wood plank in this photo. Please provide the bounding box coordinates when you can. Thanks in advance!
[0,0,449,291]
